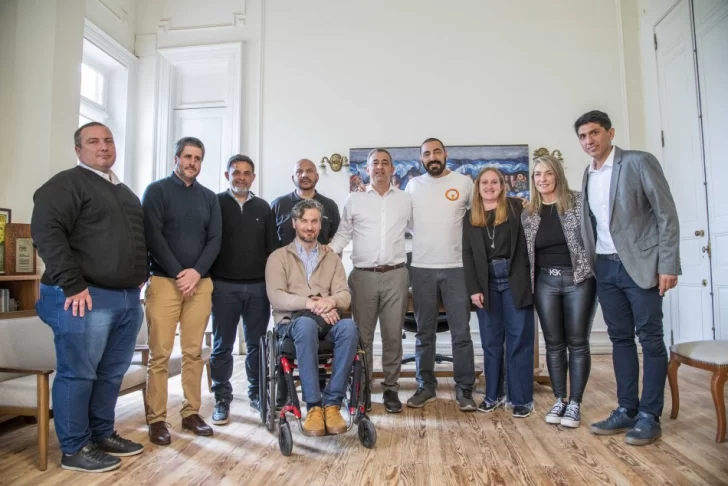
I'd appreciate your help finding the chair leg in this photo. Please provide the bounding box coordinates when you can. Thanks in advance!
[710,368,727,443]
[668,358,681,419]
[37,374,50,471]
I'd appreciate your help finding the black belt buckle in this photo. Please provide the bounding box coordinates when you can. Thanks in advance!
[598,253,620,261]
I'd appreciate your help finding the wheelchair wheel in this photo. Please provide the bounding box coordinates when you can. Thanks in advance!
[266,331,277,432]
[357,418,376,449]
[279,421,293,456]
[258,334,268,427]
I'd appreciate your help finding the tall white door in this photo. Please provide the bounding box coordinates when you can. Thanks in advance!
[655,0,713,343]
[173,107,228,193]
[694,0,728,339]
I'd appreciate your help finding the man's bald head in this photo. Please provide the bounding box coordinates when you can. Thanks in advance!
[293,158,319,191]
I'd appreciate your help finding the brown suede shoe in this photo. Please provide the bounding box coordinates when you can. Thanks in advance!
[324,405,347,435]
[181,414,213,436]
[148,422,171,445]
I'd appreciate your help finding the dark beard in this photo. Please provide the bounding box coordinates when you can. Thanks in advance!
[425,162,445,176]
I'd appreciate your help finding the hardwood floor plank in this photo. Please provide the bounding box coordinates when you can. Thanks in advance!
[1,355,726,486]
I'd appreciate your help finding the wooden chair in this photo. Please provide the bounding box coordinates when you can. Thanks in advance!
[667,340,728,443]
[0,316,149,470]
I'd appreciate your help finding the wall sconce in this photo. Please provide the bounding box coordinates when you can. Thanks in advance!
[320,153,349,173]
[533,147,564,165]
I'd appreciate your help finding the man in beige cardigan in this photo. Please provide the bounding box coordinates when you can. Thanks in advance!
[265,199,358,437]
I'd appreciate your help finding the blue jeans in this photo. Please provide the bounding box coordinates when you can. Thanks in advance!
[278,317,358,407]
[476,260,534,407]
[595,256,667,417]
[36,284,142,455]
[210,280,270,401]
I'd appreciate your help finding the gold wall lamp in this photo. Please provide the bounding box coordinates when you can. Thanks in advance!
[533,147,564,164]
[320,153,349,173]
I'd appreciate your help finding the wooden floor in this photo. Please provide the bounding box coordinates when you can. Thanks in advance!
[0,355,726,486]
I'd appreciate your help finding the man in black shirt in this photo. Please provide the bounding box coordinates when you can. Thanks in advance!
[270,159,340,246]
[142,137,222,445]
[208,155,278,425]
[32,122,147,472]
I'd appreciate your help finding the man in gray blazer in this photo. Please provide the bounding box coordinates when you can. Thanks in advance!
[577,110,680,446]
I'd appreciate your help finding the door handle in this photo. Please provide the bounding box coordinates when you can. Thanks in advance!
[702,242,711,258]
[695,230,705,237]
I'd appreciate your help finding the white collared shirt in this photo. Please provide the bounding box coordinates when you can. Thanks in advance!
[328,185,412,268]
[78,161,121,185]
[587,146,617,254]
[227,189,254,210]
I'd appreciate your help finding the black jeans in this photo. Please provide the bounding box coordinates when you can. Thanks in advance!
[210,280,270,401]
[534,266,597,403]
[595,255,667,417]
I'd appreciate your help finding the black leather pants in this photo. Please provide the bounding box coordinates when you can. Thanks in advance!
[534,267,597,403]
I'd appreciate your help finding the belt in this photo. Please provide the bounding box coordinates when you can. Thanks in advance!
[597,253,621,261]
[537,266,573,276]
[356,263,406,273]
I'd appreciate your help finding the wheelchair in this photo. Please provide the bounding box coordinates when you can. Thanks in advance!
[258,328,377,456]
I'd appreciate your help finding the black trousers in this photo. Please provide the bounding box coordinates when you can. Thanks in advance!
[534,267,597,403]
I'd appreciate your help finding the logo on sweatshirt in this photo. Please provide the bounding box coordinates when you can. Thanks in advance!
[445,189,460,201]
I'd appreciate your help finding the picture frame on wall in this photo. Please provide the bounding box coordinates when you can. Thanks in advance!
[0,208,11,274]
[349,145,530,199]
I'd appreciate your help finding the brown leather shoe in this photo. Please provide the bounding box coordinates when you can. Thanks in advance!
[181,414,213,436]
[148,422,171,445]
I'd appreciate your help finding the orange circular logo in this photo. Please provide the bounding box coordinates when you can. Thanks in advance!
[445,189,460,201]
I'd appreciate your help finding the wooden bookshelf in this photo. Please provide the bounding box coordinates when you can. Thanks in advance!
[0,273,41,319]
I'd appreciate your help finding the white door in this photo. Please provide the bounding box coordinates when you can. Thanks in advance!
[172,107,228,193]
[655,0,713,344]
[694,0,728,339]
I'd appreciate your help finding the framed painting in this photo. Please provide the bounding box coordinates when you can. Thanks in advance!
[0,208,10,274]
[349,145,530,198]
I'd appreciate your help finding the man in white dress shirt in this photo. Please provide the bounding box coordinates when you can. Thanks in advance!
[327,148,411,413]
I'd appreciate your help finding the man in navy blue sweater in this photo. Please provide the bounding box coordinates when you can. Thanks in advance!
[142,137,222,445]
[208,155,278,424]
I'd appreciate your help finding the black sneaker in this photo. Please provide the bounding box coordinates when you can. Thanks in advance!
[212,400,230,425]
[545,400,567,424]
[512,405,532,418]
[561,401,581,428]
[95,432,143,457]
[456,388,477,411]
[477,397,505,413]
[624,412,662,446]
[61,443,121,473]
[249,396,261,412]
[406,387,436,408]
[383,390,402,413]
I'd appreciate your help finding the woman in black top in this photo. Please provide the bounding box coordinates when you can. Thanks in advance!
[463,167,534,418]
[521,155,597,428]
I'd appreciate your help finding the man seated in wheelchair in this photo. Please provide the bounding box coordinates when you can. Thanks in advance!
[265,199,358,436]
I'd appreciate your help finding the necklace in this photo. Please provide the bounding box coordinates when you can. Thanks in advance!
[485,212,495,248]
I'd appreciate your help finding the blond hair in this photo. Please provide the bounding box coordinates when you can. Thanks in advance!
[526,155,573,215]
[470,167,508,227]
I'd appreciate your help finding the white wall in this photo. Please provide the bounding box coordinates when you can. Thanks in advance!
[0,0,85,224]
[85,0,137,53]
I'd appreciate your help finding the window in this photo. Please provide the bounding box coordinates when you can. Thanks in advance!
[78,26,134,182]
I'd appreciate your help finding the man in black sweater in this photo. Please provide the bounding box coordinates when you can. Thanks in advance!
[142,136,222,445]
[270,159,340,246]
[31,122,147,473]
[208,155,278,424]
